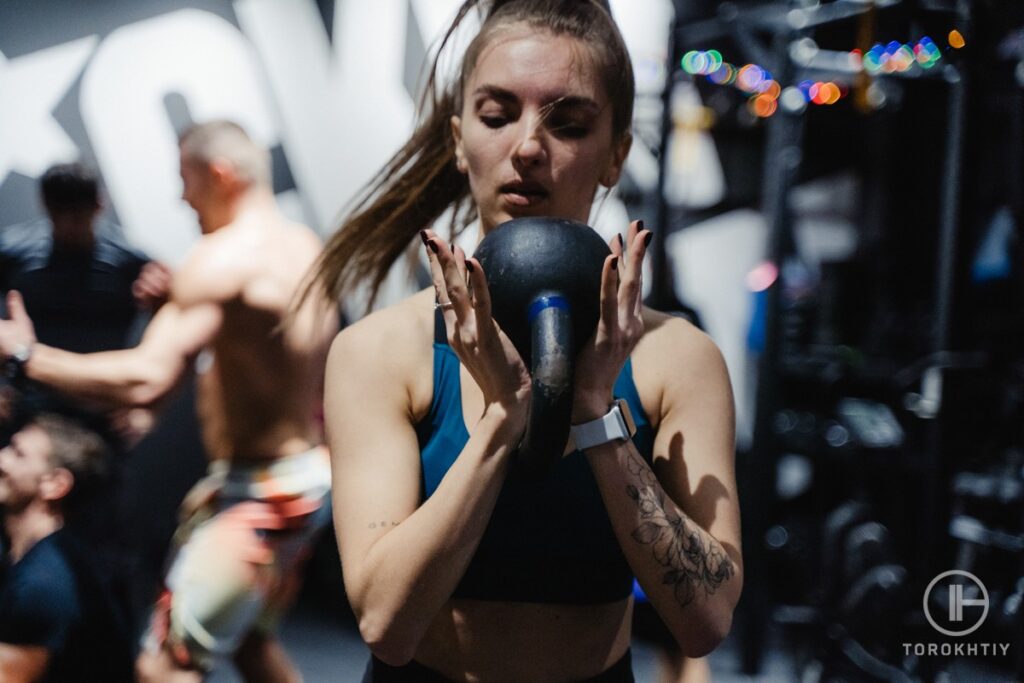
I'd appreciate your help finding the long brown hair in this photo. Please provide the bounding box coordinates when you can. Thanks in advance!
[308,0,635,310]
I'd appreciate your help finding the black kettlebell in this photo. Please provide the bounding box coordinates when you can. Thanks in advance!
[475,217,610,477]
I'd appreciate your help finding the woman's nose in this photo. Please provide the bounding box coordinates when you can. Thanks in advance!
[512,120,546,167]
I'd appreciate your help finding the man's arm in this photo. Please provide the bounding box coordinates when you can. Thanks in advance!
[0,644,49,683]
[0,244,227,410]
[19,296,222,409]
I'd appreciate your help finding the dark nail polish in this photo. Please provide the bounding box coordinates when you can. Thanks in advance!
[636,220,645,231]
[643,232,653,247]
[610,256,619,271]
[466,260,475,273]
[419,230,429,245]
[428,240,439,254]
[615,234,623,247]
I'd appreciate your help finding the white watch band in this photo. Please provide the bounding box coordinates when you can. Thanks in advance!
[570,400,632,451]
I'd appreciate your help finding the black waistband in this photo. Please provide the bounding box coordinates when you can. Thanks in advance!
[364,649,633,683]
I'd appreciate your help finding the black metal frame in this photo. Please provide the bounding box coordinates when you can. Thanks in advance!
[653,0,971,674]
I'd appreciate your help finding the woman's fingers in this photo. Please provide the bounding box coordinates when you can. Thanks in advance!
[626,219,641,249]
[633,230,650,317]
[435,240,471,324]
[619,223,649,319]
[422,230,462,330]
[610,232,624,259]
[422,229,447,299]
[465,257,491,321]
[454,245,468,284]
[600,254,620,333]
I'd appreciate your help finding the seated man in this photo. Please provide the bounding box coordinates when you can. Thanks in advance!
[0,413,133,682]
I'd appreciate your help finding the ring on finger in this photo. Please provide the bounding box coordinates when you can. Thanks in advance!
[434,300,454,310]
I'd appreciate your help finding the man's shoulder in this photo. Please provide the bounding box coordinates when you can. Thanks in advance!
[0,220,51,259]
[267,219,324,264]
[4,533,77,595]
[0,534,79,642]
[94,225,150,265]
[173,232,251,305]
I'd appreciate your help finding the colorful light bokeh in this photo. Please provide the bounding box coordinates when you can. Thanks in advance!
[680,29,967,118]
[683,29,965,115]
[801,80,845,106]
[681,51,785,117]
[861,35,947,74]
[681,50,724,76]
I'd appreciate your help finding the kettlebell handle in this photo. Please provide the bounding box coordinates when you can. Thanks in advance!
[517,293,573,478]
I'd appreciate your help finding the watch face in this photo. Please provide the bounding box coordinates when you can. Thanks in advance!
[616,398,637,438]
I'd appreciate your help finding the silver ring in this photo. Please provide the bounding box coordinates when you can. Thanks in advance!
[434,300,454,310]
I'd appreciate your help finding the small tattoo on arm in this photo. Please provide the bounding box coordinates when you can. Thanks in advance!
[367,521,400,529]
[625,452,734,608]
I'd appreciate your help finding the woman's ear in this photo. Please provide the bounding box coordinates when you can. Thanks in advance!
[600,131,633,188]
[451,115,468,174]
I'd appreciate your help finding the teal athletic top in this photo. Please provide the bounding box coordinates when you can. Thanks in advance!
[415,311,655,604]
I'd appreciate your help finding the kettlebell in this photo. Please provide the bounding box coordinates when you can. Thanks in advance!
[475,217,610,477]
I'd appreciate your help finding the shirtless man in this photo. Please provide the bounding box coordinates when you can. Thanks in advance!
[0,120,337,682]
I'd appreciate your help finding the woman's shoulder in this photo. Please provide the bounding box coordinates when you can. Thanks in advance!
[637,308,720,360]
[632,308,731,420]
[328,288,435,369]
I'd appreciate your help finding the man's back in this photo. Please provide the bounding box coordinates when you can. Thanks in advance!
[178,216,334,461]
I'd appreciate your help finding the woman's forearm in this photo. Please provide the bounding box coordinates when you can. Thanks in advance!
[586,440,742,657]
[350,406,521,665]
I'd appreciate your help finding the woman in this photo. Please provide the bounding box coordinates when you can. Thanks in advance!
[312,1,742,680]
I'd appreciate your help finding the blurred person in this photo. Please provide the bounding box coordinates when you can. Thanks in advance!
[0,163,173,634]
[0,413,133,683]
[0,162,170,355]
[310,1,742,680]
[0,120,337,682]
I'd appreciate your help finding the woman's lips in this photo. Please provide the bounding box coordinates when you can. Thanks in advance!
[499,182,548,207]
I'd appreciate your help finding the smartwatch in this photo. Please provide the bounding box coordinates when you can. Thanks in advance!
[569,398,637,451]
[3,343,33,385]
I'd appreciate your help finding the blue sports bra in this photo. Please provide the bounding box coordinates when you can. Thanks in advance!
[415,311,655,604]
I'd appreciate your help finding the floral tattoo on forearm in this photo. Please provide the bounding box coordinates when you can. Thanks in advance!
[625,452,734,607]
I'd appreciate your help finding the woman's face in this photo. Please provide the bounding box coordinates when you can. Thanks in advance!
[452,29,630,233]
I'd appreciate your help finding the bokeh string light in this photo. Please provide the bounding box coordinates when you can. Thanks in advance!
[861,36,944,74]
[680,29,965,118]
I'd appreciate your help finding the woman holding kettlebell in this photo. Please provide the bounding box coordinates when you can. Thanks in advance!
[309,1,742,680]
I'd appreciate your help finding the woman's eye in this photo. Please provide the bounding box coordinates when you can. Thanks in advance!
[480,115,508,129]
[549,118,590,138]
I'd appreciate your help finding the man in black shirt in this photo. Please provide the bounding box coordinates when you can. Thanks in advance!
[0,162,170,355]
[0,413,133,682]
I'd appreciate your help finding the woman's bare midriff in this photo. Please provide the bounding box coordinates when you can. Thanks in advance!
[414,598,633,683]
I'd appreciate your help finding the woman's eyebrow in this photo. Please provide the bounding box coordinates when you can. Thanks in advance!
[472,85,518,103]
[472,86,600,112]
[548,95,600,112]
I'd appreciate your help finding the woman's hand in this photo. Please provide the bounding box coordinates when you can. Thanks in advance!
[422,230,532,424]
[572,220,651,422]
